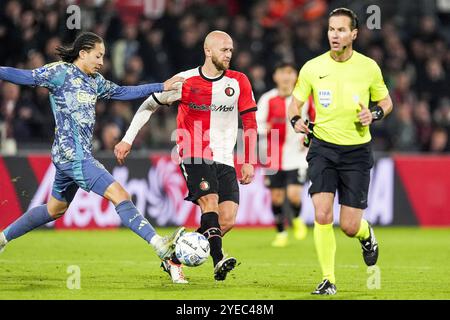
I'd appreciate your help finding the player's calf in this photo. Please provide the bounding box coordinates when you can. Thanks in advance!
[198,212,224,266]
[219,215,236,235]
[0,205,54,244]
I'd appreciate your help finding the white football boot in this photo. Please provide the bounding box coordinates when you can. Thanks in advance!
[161,260,188,284]
[151,227,186,260]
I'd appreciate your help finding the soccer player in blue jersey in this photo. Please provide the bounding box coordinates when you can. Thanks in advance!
[0,32,185,260]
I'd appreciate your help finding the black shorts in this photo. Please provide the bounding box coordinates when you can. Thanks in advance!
[306,138,374,209]
[179,158,240,204]
[264,168,307,189]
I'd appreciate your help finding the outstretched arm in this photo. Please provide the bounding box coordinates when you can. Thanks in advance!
[114,84,182,165]
[110,83,164,100]
[0,67,35,86]
[99,75,184,100]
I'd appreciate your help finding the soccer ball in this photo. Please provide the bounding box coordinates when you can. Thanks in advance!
[175,232,210,267]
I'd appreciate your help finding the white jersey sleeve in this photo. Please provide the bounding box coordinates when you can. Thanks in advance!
[121,76,183,145]
[121,95,161,145]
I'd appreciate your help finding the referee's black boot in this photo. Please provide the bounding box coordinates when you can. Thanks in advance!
[360,225,379,266]
[311,279,337,295]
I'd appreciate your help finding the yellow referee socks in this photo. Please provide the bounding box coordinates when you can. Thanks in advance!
[314,221,336,284]
[355,219,370,241]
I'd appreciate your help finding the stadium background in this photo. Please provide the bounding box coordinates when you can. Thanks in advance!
[0,0,449,230]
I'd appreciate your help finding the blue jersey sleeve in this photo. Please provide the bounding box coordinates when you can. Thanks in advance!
[95,73,121,99]
[32,62,68,90]
[95,73,164,100]
[0,67,35,85]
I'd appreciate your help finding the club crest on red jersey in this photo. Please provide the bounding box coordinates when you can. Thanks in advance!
[199,180,210,191]
[225,86,235,97]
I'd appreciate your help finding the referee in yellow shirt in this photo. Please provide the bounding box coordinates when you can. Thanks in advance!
[288,8,393,295]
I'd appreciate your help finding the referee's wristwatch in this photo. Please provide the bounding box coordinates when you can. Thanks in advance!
[369,105,384,122]
[290,115,301,129]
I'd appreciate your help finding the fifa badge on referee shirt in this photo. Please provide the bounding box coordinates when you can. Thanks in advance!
[318,90,332,107]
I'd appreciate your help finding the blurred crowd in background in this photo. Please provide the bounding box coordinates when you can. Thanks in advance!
[0,0,449,154]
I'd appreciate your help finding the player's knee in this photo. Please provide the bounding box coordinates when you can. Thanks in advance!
[104,182,131,205]
[198,194,219,212]
[121,190,131,201]
[287,193,301,207]
[286,188,300,205]
[340,221,360,237]
[315,208,333,224]
[47,201,69,219]
[271,190,285,206]
[115,188,131,203]
[271,197,284,206]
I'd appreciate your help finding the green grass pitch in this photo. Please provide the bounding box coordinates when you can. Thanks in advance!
[0,227,449,300]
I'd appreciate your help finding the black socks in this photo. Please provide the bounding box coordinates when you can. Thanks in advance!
[197,212,223,266]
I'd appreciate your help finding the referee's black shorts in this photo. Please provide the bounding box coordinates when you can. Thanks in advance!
[179,158,240,205]
[306,137,374,209]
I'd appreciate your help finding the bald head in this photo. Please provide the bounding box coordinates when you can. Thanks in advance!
[204,30,233,71]
[204,30,232,49]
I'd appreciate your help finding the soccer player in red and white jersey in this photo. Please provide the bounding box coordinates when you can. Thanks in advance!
[114,31,258,283]
[257,62,315,248]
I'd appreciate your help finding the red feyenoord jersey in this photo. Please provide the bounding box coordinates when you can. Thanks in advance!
[257,88,315,171]
[176,67,257,167]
